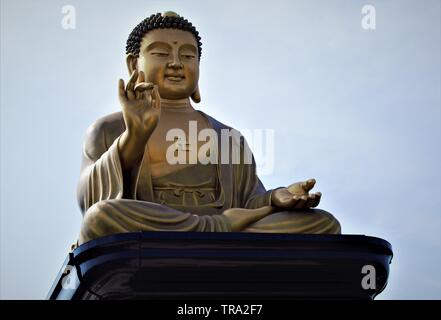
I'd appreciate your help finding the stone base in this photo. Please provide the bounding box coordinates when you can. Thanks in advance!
[48,232,393,300]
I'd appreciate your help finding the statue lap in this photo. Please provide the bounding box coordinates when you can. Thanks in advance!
[79,199,340,244]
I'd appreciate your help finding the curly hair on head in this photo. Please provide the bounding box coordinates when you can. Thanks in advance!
[125,12,202,60]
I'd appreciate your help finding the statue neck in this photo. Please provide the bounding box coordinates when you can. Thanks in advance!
[160,98,194,112]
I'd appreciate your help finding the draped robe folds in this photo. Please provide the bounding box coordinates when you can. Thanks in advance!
[77,111,341,244]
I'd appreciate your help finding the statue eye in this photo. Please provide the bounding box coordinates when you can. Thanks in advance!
[151,52,169,57]
[181,54,195,59]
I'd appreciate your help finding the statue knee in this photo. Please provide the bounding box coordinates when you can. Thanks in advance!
[80,200,122,242]
[243,208,341,234]
[307,209,341,234]
[84,200,114,223]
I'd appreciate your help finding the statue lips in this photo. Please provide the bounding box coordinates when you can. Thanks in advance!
[165,73,185,82]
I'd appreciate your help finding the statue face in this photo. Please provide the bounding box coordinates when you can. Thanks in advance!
[136,28,199,100]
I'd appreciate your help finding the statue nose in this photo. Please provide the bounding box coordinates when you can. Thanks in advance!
[167,56,183,69]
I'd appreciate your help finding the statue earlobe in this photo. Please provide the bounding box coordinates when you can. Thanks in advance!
[191,85,201,103]
[126,53,138,75]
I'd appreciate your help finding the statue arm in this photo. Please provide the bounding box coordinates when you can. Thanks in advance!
[235,135,321,210]
[235,135,273,209]
[76,121,125,214]
[243,182,274,209]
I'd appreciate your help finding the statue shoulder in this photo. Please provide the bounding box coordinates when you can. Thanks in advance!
[87,111,124,134]
[83,112,125,159]
[197,111,234,131]
[199,111,248,140]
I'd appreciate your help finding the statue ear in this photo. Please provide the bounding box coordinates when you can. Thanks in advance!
[126,53,138,75]
[191,85,201,103]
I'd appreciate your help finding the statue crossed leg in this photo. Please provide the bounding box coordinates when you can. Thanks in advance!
[79,199,340,244]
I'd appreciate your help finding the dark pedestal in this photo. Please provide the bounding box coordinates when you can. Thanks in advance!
[48,232,393,300]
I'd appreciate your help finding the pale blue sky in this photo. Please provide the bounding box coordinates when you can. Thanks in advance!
[1,0,440,299]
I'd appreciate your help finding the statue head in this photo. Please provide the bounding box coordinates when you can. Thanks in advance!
[125,11,202,102]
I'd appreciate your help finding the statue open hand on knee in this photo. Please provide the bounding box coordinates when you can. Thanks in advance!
[271,179,322,210]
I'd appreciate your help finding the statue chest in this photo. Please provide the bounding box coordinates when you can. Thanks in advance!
[147,110,215,178]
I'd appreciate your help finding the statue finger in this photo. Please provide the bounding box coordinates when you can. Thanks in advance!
[138,70,146,84]
[135,83,154,99]
[135,89,143,100]
[302,178,316,192]
[118,79,127,102]
[126,70,138,100]
[312,192,322,207]
[134,84,142,100]
[294,195,308,209]
[134,82,154,92]
[305,194,317,208]
[127,69,138,88]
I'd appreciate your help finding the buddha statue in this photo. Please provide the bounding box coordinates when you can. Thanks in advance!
[76,11,341,245]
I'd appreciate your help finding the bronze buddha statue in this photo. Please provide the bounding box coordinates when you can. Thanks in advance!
[76,11,341,245]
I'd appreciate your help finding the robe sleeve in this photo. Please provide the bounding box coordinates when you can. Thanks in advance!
[234,134,274,209]
[76,122,124,214]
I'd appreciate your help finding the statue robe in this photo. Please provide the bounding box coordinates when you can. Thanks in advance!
[77,111,340,243]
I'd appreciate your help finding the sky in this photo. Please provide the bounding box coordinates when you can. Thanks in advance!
[1,0,440,299]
